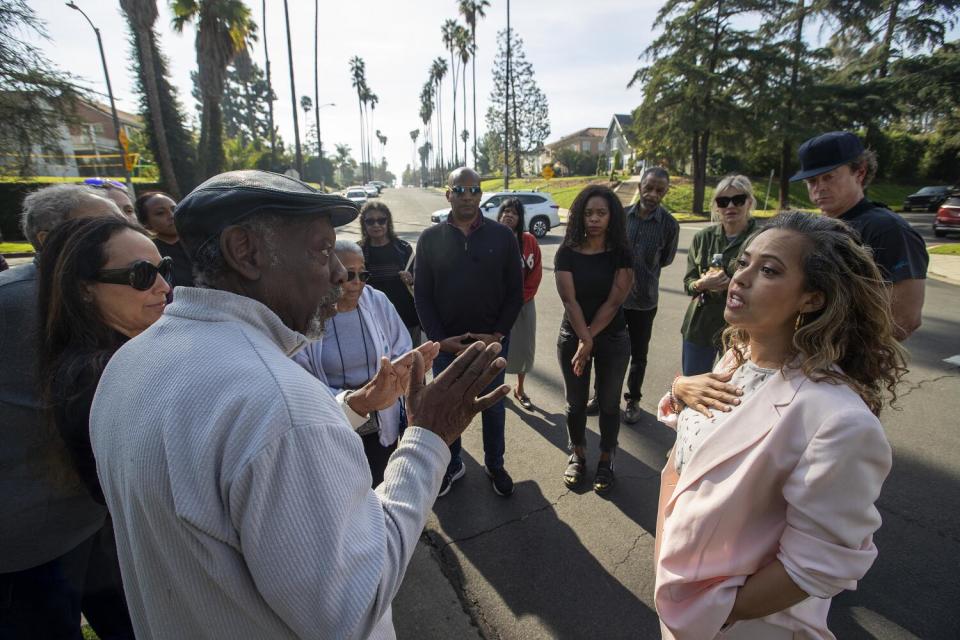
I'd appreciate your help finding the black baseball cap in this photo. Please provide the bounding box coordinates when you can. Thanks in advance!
[789,131,865,182]
[174,170,359,257]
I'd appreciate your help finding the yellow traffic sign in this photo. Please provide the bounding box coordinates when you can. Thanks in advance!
[118,127,129,152]
[542,165,554,180]
[124,152,137,172]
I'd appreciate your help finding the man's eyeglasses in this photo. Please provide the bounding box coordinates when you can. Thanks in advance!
[364,217,388,226]
[714,194,748,208]
[83,177,127,190]
[450,186,481,195]
[94,257,174,291]
[346,270,371,283]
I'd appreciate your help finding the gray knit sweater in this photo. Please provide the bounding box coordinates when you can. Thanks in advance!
[90,287,449,639]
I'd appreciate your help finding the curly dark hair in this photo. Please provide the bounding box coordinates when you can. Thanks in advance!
[358,201,397,246]
[134,191,175,227]
[563,185,631,258]
[721,211,908,416]
[497,197,525,249]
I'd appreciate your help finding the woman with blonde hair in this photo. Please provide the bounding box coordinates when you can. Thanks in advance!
[680,174,757,375]
[654,211,907,639]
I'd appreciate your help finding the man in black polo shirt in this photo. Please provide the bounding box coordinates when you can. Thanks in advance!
[791,131,928,339]
[415,167,523,497]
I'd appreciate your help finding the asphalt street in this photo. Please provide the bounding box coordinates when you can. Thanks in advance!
[341,188,960,640]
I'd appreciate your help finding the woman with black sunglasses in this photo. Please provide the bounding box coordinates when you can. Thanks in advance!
[293,241,413,487]
[34,215,170,639]
[681,174,758,375]
[358,201,420,346]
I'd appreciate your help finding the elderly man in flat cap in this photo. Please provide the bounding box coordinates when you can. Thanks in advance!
[791,131,927,339]
[90,171,509,639]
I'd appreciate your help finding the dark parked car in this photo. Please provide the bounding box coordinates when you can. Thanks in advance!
[933,195,960,238]
[903,186,952,212]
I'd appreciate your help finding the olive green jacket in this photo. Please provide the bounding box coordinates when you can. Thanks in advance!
[680,218,758,347]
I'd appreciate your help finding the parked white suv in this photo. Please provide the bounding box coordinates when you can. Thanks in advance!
[430,190,562,238]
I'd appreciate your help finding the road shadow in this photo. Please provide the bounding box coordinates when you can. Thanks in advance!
[430,456,661,639]
[826,449,960,638]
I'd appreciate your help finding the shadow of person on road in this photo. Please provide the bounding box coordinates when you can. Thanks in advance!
[430,454,661,639]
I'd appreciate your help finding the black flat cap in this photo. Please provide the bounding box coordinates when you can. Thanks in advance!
[790,131,864,182]
[174,170,359,257]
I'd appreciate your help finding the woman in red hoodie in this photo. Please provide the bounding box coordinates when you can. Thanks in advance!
[498,198,542,410]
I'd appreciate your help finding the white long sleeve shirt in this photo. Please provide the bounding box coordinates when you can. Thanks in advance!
[90,286,449,639]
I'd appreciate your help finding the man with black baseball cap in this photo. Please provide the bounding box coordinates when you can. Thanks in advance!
[89,170,510,639]
[791,131,927,339]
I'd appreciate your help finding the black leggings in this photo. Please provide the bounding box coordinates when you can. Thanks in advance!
[558,328,630,453]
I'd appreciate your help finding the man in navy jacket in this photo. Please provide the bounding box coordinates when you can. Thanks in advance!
[415,167,524,497]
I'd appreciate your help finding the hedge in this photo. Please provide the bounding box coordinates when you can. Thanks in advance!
[0,181,165,242]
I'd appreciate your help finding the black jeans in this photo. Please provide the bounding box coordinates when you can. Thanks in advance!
[362,432,397,488]
[558,328,630,453]
[0,520,134,640]
[623,307,658,402]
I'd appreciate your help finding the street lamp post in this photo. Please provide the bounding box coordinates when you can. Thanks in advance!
[66,1,132,192]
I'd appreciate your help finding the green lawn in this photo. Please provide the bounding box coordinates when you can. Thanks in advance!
[929,243,960,255]
[0,175,158,184]
[0,242,33,254]
[480,176,604,209]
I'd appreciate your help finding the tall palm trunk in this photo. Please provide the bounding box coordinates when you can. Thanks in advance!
[263,0,276,169]
[471,33,477,166]
[462,64,468,164]
[282,0,303,176]
[450,52,459,165]
[356,92,366,182]
[313,0,323,183]
[121,0,180,197]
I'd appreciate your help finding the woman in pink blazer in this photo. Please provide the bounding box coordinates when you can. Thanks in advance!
[654,211,908,639]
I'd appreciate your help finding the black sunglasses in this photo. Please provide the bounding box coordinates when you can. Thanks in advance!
[346,270,371,283]
[450,186,482,195]
[364,216,388,226]
[715,194,748,208]
[94,256,174,291]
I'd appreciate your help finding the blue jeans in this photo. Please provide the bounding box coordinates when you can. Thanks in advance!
[433,339,509,474]
[682,340,718,376]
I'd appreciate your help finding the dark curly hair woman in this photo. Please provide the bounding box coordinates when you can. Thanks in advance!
[554,185,633,494]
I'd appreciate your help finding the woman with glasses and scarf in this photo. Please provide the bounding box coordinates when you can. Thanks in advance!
[293,241,413,487]
[681,175,758,375]
[35,215,172,639]
[358,201,420,346]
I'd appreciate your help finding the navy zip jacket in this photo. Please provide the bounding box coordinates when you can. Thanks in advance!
[414,212,524,341]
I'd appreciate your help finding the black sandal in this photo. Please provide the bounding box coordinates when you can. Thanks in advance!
[517,392,533,410]
[593,460,615,495]
[564,454,586,488]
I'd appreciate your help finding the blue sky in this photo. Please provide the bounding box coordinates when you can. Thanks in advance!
[26,1,958,183]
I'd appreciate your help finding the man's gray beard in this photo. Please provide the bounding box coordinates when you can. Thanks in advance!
[304,284,343,340]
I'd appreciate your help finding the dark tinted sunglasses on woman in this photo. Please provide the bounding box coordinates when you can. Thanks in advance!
[715,194,748,208]
[346,270,371,283]
[94,256,174,291]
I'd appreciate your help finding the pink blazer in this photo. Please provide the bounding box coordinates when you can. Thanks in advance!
[655,355,892,640]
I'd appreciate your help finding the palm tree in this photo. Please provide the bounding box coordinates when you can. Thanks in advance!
[361,88,378,183]
[419,80,435,182]
[349,56,367,182]
[334,142,351,183]
[299,95,312,152]
[441,19,460,165]
[261,0,276,169]
[409,128,419,183]
[458,0,488,166]
[172,0,256,179]
[430,58,447,174]
[280,0,303,176]
[312,0,322,181]
[455,25,472,165]
[119,0,180,196]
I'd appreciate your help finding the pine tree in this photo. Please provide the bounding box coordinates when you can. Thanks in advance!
[484,29,549,177]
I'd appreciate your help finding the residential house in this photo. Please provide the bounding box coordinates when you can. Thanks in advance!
[68,100,143,177]
[0,95,143,177]
[603,114,641,173]
[541,127,608,170]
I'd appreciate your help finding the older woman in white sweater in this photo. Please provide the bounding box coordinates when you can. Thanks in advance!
[294,241,412,486]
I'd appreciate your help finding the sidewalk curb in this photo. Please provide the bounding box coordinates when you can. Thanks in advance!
[927,253,960,286]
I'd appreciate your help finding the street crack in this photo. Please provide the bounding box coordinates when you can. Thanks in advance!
[611,531,650,575]
[441,489,573,549]
[896,372,959,401]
